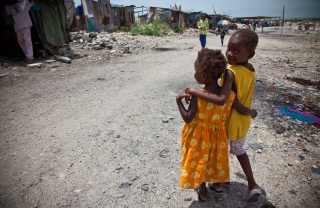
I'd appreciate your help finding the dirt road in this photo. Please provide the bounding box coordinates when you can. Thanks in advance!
[0,28,319,208]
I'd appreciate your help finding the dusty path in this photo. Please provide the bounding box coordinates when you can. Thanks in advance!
[0,28,319,208]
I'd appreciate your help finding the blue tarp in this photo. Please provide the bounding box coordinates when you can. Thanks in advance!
[111,4,124,7]
[189,13,196,19]
[77,5,83,16]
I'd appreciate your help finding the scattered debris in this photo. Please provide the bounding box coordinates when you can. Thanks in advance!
[311,167,320,174]
[128,175,138,181]
[119,182,132,189]
[140,184,149,191]
[0,73,9,78]
[249,143,263,151]
[54,55,71,64]
[159,149,169,158]
[27,63,42,68]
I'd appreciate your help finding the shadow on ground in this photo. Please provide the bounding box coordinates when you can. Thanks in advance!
[186,181,275,208]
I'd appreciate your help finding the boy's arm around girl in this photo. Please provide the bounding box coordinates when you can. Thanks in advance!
[182,70,257,119]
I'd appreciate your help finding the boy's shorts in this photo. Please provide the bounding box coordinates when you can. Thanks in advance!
[229,138,246,156]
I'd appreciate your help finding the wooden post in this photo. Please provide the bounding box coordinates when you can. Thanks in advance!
[80,0,83,32]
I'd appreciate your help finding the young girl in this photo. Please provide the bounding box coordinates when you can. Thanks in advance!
[176,48,257,202]
[185,29,262,202]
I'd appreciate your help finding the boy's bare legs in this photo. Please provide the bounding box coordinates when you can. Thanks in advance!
[237,153,259,190]
[237,153,261,202]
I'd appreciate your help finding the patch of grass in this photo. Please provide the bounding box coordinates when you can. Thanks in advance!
[113,25,120,32]
[130,20,170,36]
[121,26,131,32]
[173,25,183,33]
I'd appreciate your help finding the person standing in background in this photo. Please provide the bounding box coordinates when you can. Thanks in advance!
[220,28,226,46]
[147,8,153,24]
[197,14,209,49]
[193,16,198,31]
[5,0,34,63]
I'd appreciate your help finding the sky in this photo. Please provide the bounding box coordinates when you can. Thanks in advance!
[74,0,320,18]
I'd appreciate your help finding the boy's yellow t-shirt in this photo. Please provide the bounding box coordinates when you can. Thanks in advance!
[197,19,209,35]
[221,64,255,140]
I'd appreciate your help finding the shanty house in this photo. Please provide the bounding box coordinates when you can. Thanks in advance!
[1,0,73,59]
[143,7,189,28]
[111,4,135,27]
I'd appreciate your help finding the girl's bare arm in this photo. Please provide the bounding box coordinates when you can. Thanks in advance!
[176,90,198,123]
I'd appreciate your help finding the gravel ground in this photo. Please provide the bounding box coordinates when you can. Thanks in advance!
[0,25,319,208]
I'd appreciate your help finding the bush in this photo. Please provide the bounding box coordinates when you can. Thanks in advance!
[113,25,120,32]
[130,27,143,36]
[121,26,131,32]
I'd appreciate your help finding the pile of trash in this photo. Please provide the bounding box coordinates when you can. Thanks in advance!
[69,32,145,59]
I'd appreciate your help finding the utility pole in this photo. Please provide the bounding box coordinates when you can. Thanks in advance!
[212,4,217,28]
[281,6,285,34]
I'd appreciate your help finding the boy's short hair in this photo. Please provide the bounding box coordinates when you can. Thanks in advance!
[195,48,226,79]
[232,29,259,52]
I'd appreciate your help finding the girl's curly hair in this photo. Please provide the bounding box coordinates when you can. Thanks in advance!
[195,48,227,79]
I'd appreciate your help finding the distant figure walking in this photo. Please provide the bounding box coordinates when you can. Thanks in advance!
[220,28,226,46]
[197,14,209,49]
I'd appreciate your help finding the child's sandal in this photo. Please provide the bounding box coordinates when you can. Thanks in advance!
[195,188,207,202]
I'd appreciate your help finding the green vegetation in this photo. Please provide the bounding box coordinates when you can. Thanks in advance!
[113,25,120,32]
[173,25,184,33]
[121,26,131,32]
[113,19,185,36]
[113,25,134,33]
[130,20,171,36]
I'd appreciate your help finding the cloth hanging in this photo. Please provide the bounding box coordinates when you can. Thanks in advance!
[37,0,68,47]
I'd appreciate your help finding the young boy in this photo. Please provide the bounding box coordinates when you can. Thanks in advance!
[186,29,262,202]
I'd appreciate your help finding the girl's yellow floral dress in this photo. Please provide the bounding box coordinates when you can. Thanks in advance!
[180,90,235,189]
